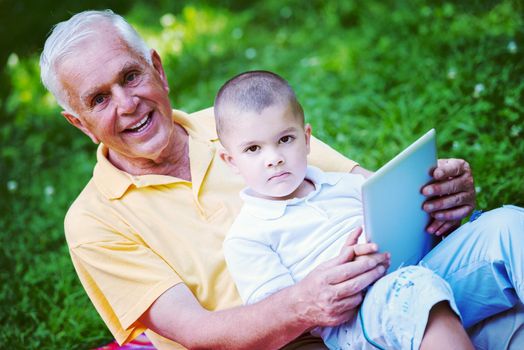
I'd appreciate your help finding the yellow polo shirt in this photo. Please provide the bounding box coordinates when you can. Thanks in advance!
[65,107,358,349]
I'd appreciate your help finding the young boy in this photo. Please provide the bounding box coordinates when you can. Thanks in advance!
[214,70,474,349]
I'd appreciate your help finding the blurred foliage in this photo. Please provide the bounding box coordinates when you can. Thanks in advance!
[1,0,523,348]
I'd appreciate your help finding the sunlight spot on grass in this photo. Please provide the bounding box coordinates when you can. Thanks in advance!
[7,53,19,68]
[507,40,517,54]
[280,7,292,19]
[301,57,320,67]
[510,125,521,137]
[447,68,457,80]
[473,83,485,98]
[160,13,176,28]
[245,48,257,60]
[45,185,55,197]
[232,27,243,40]
[7,180,18,192]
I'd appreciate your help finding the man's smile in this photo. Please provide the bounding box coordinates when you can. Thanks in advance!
[124,112,153,133]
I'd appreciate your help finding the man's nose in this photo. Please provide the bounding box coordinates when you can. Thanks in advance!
[114,87,138,115]
[265,150,285,168]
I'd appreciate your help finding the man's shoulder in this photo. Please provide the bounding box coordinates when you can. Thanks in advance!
[64,179,115,248]
[184,107,217,138]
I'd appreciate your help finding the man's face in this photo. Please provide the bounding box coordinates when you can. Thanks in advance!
[220,103,311,200]
[58,28,175,161]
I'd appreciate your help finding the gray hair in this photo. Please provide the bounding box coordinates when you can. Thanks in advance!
[40,9,151,114]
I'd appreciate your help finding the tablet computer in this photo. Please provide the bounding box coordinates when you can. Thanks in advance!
[362,129,437,271]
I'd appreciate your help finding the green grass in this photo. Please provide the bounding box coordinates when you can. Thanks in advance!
[1,0,523,348]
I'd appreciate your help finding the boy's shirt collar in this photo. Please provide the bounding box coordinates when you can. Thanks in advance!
[239,166,345,220]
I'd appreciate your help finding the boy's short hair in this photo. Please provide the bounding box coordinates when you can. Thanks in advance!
[214,70,304,140]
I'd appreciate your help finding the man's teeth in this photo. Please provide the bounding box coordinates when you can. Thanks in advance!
[129,115,149,131]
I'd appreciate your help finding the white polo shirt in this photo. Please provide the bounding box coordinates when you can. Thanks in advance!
[223,166,366,305]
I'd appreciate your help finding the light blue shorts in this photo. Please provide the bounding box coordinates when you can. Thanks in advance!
[314,265,459,349]
[421,205,524,327]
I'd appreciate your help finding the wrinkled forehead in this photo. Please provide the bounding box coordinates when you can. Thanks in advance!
[56,32,144,101]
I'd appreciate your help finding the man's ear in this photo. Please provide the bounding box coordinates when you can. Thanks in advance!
[304,123,312,154]
[61,111,100,144]
[150,49,169,92]
[218,148,240,173]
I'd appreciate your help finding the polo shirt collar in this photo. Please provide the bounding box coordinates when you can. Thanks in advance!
[240,166,344,220]
[93,108,218,200]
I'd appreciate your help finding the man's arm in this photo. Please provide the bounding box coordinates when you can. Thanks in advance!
[351,159,476,236]
[139,243,388,350]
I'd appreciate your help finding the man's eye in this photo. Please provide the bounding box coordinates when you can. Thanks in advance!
[245,145,260,153]
[93,95,106,106]
[279,135,294,143]
[125,72,138,83]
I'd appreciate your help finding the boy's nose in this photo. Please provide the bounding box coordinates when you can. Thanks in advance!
[265,151,285,168]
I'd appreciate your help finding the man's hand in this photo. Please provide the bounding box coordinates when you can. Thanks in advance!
[291,227,389,328]
[421,158,476,236]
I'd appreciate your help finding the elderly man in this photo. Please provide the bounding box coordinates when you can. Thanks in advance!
[40,10,524,350]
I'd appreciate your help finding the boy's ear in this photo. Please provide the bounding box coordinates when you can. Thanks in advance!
[61,111,100,144]
[218,148,240,173]
[304,123,312,154]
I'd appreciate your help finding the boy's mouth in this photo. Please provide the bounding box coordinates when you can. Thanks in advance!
[268,171,290,181]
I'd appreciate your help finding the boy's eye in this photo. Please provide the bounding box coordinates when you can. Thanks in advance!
[245,145,260,153]
[279,135,295,144]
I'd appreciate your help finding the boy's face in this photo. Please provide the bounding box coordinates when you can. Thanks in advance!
[220,103,311,200]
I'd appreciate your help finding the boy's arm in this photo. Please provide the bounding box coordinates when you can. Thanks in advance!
[223,237,295,304]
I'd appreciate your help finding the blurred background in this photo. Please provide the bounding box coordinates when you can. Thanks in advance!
[1,0,523,348]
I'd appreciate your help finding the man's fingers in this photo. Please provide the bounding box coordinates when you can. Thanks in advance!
[437,202,471,221]
[333,263,387,300]
[426,218,446,235]
[424,190,475,214]
[325,227,366,267]
[344,226,363,247]
[353,242,378,256]
[322,245,356,268]
[433,204,473,221]
[426,218,460,236]
[326,253,388,284]
[433,158,470,179]
[423,173,474,198]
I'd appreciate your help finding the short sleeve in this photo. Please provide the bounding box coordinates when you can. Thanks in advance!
[66,211,182,345]
[223,236,295,305]
[308,135,358,173]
